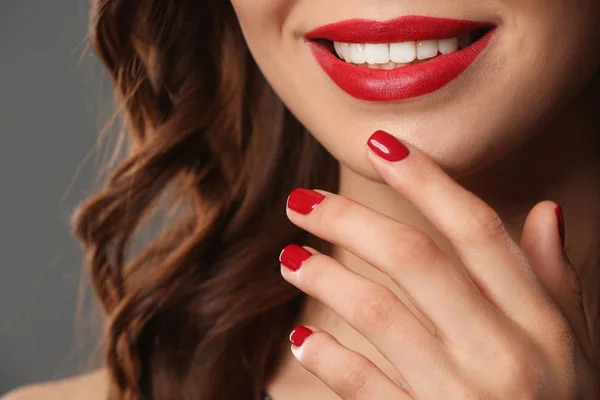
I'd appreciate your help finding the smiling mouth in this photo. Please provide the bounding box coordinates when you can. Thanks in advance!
[304,16,497,101]
[322,27,491,70]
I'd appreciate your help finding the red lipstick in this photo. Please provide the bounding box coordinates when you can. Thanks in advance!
[304,16,496,102]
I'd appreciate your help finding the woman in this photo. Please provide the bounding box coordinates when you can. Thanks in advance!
[5,0,600,399]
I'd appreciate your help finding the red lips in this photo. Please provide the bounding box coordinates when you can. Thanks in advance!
[304,16,496,102]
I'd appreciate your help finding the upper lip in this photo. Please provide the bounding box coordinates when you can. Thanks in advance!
[304,16,494,43]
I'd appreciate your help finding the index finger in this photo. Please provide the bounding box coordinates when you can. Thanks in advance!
[365,130,551,323]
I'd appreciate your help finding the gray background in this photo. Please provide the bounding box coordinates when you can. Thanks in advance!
[1,1,110,394]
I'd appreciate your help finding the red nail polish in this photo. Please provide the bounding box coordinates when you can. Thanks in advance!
[367,130,410,162]
[279,244,313,271]
[289,325,313,347]
[287,188,326,215]
[555,205,565,249]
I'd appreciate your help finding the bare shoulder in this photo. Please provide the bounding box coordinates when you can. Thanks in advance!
[2,369,108,400]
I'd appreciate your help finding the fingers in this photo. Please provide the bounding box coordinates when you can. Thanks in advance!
[285,188,501,349]
[289,325,412,400]
[364,130,553,325]
[280,245,463,398]
[520,201,593,355]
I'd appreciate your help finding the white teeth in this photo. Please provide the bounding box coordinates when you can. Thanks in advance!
[364,43,389,64]
[349,43,366,64]
[334,42,344,59]
[416,40,438,60]
[438,37,459,54]
[341,43,352,61]
[389,41,416,63]
[332,36,462,67]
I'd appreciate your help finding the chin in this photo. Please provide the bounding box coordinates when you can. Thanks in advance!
[231,0,600,182]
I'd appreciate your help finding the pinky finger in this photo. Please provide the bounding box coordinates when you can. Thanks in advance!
[289,325,412,400]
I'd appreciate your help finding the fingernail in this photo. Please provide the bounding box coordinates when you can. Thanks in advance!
[289,325,313,347]
[555,205,565,249]
[287,188,326,215]
[367,130,410,162]
[279,244,313,271]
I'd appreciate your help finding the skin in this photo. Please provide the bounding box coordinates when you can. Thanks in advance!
[280,129,600,398]
[228,0,600,398]
[6,1,600,399]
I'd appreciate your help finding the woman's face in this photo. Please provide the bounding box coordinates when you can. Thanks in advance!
[230,0,600,179]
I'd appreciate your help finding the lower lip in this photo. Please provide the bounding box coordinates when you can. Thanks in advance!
[306,29,496,102]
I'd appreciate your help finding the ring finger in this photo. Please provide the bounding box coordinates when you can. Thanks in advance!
[280,245,465,398]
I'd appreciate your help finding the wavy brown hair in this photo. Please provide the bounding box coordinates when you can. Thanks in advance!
[74,1,339,398]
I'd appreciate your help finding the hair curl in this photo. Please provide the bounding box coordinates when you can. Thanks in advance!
[74,1,339,398]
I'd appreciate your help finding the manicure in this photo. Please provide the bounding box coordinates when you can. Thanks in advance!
[279,244,313,271]
[555,204,565,249]
[289,325,313,347]
[367,130,410,162]
[287,188,326,215]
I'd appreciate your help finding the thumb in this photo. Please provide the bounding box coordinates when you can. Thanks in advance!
[520,201,591,352]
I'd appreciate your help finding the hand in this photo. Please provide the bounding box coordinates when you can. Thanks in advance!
[279,130,600,399]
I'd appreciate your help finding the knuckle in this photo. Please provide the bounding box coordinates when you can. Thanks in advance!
[351,286,398,332]
[459,203,506,244]
[392,228,441,269]
[337,357,372,395]
[492,346,538,393]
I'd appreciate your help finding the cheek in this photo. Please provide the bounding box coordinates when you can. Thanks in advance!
[491,0,600,141]
[229,0,298,86]
[502,0,600,81]
[229,0,292,37]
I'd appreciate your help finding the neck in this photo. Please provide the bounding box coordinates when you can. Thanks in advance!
[298,78,600,362]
